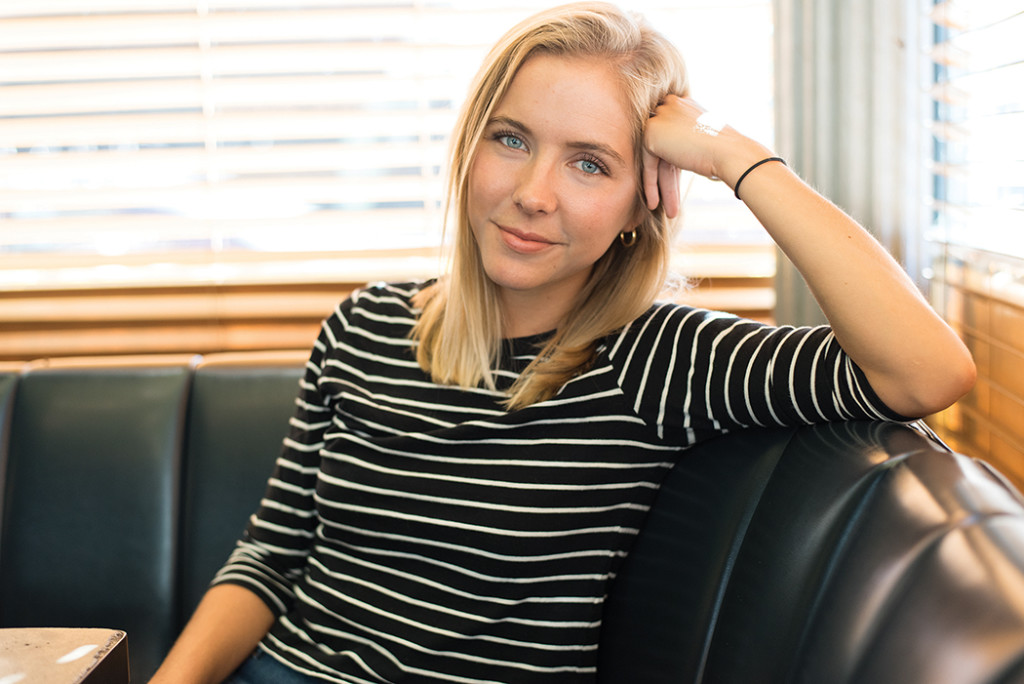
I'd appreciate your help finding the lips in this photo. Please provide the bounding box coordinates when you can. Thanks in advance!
[498,224,558,254]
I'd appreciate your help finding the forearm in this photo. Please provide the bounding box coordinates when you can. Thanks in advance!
[730,152,975,417]
[644,96,975,417]
[148,584,276,684]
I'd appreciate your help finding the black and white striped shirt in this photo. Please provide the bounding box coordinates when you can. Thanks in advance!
[213,280,902,683]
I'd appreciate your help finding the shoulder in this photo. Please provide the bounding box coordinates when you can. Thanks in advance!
[606,301,748,356]
[348,279,430,310]
[335,280,430,323]
[318,280,431,348]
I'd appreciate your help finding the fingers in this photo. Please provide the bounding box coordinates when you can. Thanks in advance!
[659,159,680,219]
[641,145,681,218]
[642,97,686,216]
[642,147,661,212]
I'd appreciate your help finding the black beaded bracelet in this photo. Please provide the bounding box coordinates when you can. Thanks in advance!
[733,156,786,199]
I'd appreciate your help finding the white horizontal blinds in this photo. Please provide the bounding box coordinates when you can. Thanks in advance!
[0,1,497,256]
[930,0,1024,256]
[0,1,773,266]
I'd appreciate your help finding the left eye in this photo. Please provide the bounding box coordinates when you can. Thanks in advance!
[501,134,525,150]
[576,159,603,175]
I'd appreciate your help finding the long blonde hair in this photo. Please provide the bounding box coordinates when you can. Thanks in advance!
[413,2,689,409]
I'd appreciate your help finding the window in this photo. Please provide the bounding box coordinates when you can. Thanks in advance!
[0,1,774,290]
[929,1,1024,256]
[926,0,1024,487]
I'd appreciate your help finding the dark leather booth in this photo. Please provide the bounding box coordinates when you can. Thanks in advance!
[1,353,1023,683]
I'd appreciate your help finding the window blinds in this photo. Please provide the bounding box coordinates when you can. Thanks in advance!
[930,1,1024,256]
[0,1,505,258]
[0,1,773,285]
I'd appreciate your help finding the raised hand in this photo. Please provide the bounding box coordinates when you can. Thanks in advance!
[642,95,775,213]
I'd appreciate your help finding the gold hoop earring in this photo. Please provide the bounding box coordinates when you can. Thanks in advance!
[619,229,638,247]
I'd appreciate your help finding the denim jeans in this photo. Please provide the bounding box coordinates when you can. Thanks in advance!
[224,649,322,684]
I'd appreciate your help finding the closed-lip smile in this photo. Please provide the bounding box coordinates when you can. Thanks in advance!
[498,224,559,253]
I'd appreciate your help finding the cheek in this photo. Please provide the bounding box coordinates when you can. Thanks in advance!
[467,151,505,215]
[573,184,639,235]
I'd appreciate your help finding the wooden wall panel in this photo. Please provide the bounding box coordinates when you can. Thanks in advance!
[929,247,1024,492]
[0,246,777,363]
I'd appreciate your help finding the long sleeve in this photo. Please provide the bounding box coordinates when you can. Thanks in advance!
[210,310,339,614]
[607,303,909,446]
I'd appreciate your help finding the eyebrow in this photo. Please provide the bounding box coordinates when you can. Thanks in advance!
[486,115,629,167]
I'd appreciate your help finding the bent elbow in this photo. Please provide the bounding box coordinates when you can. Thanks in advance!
[945,352,977,407]
[900,351,977,420]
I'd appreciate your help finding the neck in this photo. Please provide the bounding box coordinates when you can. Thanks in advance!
[499,289,572,339]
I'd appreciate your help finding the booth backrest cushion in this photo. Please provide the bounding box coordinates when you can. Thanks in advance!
[2,354,1024,684]
[598,422,1024,684]
[0,356,304,683]
[0,363,192,681]
[178,361,305,627]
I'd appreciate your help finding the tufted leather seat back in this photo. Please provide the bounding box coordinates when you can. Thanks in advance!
[178,356,304,628]
[0,360,193,682]
[598,421,1024,684]
[2,355,1024,684]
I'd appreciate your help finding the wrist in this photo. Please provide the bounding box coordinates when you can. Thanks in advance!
[712,137,775,190]
[733,157,787,199]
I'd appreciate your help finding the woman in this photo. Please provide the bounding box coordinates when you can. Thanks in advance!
[150,3,974,683]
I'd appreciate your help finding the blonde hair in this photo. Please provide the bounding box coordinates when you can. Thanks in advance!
[413,2,689,409]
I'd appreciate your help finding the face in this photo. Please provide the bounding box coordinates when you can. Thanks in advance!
[467,53,640,320]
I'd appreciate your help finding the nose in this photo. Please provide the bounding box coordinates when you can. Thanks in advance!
[513,158,557,215]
